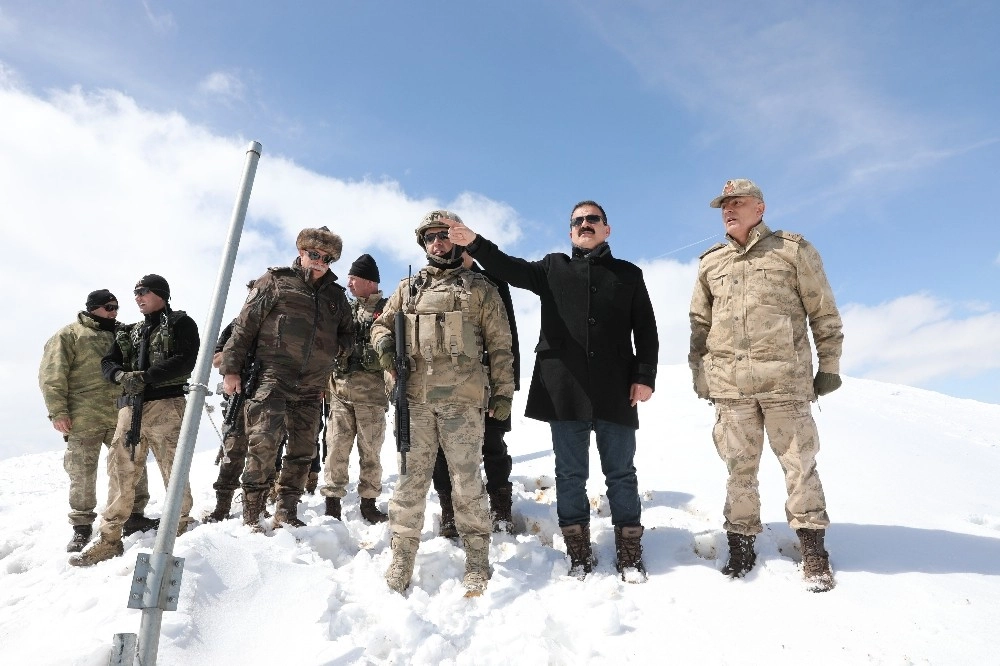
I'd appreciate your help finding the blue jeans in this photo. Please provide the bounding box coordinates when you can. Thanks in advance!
[550,419,641,527]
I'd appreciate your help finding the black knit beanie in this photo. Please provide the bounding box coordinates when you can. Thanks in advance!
[135,274,170,301]
[348,254,380,283]
[85,289,117,311]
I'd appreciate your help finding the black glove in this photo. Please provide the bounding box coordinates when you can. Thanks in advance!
[488,395,512,421]
[119,371,147,396]
[813,372,842,397]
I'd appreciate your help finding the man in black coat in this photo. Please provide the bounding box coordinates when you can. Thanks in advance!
[448,200,658,581]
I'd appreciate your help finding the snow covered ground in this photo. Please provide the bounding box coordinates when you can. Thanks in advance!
[2,365,999,665]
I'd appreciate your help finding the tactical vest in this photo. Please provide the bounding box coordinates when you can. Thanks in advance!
[403,271,485,376]
[116,309,189,389]
[340,297,387,374]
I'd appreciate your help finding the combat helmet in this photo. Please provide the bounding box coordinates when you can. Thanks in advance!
[415,209,465,266]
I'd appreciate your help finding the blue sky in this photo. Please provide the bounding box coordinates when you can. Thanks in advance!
[1,0,997,451]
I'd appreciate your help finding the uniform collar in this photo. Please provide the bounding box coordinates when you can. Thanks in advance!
[727,221,772,253]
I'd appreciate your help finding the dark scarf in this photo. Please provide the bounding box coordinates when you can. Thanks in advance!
[571,241,610,259]
[83,311,118,332]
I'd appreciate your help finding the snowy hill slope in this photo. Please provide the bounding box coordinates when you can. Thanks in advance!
[1,365,999,665]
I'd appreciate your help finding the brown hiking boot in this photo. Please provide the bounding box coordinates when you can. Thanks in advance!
[203,491,234,523]
[561,523,596,579]
[385,535,419,594]
[614,525,647,582]
[462,535,492,595]
[68,536,124,567]
[438,492,458,539]
[797,528,835,592]
[325,496,342,520]
[305,472,319,494]
[67,524,92,553]
[360,498,388,524]
[721,531,757,578]
[488,487,514,534]
[273,495,306,528]
[242,489,266,533]
[123,513,159,536]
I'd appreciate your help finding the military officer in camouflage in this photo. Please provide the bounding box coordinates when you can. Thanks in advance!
[321,253,391,524]
[220,227,354,532]
[689,179,844,592]
[371,210,515,595]
[39,289,152,552]
[71,275,199,567]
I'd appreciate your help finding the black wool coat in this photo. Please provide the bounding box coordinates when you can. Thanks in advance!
[468,236,658,429]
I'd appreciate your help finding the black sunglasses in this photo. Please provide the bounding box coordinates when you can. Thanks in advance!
[133,287,151,296]
[103,303,120,312]
[423,230,450,244]
[570,214,604,227]
[306,249,334,264]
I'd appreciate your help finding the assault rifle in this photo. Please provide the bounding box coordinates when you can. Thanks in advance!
[222,350,261,438]
[123,325,149,462]
[393,309,411,475]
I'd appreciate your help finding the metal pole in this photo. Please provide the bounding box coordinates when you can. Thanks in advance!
[134,141,261,666]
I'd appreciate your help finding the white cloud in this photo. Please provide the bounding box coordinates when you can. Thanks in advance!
[0,80,521,456]
[198,71,245,103]
[841,294,1000,386]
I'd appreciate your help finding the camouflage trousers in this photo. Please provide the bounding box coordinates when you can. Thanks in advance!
[712,397,830,535]
[242,393,321,499]
[64,427,149,526]
[389,402,491,539]
[321,396,387,499]
[100,397,194,541]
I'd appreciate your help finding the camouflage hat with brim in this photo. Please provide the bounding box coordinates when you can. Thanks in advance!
[710,179,764,208]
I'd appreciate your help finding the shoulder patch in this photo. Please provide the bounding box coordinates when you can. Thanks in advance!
[699,242,726,259]
[773,230,804,243]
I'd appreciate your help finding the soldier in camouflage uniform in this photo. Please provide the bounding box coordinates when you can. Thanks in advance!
[220,227,354,532]
[320,253,390,524]
[70,275,199,567]
[371,210,515,595]
[689,179,844,591]
[39,289,152,552]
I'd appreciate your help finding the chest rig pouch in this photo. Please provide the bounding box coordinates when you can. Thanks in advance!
[404,273,484,376]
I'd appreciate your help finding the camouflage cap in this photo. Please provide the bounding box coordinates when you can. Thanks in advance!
[414,209,463,248]
[709,179,764,208]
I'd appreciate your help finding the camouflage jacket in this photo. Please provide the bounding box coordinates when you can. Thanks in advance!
[221,261,353,397]
[689,222,844,401]
[329,291,389,408]
[371,265,515,407]
[38,312,121,435]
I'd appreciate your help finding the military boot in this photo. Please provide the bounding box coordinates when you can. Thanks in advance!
[462,535,492,595]
[273,495,307,528]
[66,524,92,553]
[721,531,757,578]
[305,471,319,494]
[325,496,342,520]
[266,480,279,506]
[488,487,514,534]
[360,497,388,524]
[385,535,419,594]
[561,523,596,579]
[203,491,233,523]
[797,528,835,592]
[438,492,458,538]
[68,536,124,567]
[123,513,159,536]
[614,525,647,582]
[242,489,266,533]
